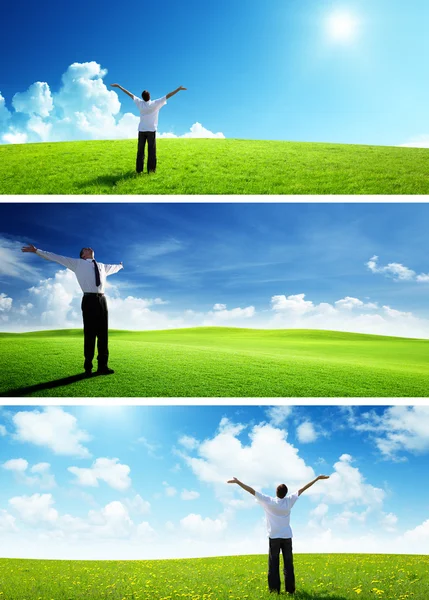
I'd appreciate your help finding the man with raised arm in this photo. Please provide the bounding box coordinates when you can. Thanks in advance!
[227,474,330,595]
[110,83,187,174]
[21,244,123,377]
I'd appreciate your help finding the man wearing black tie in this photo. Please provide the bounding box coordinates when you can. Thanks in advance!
[21,244,123,376]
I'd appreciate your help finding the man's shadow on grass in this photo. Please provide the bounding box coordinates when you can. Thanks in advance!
[0,373,96,397]
[292,592,347,600]
[76,171,139,189]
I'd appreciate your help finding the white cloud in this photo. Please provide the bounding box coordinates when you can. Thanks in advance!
[13,407,91,458]
[180,513,227,537]
[0,509,17,532]
[352,406,429,459]
[402,519,429,543]
[181,490,200,501]
[0,293,12,312]
[399,135,429,149]
[68,458,131,491]
[0,425,7,436]
[335,297,377,310]
[271,293,315,315]
[296,421,318,443]
[313,454,385,507]
[178,435,200,451]
[12,82,54,118]
[366,255,426,282]
[1,62,224,144]
[0,236,42,281]
[125,495,151,515]
[265,406,293,427]
[2,459,55,489]
[204,304,255,323]
[9,493,58,525]
[381,512,398,532]
[181,419,315,496]
[87,501,133,539]
[136,521,157,540]
[158,122,225,139]
[162,482,177,497]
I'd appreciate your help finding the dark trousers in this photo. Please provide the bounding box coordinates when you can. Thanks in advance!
[81,294,109,371]
[268,538,295,594]
[136,131,157,173]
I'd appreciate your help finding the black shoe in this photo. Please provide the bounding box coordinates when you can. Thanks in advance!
[96,367,114,375]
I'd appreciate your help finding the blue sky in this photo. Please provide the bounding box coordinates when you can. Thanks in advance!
[0,404,428,559]
[1,0,429,146]
[1,202,429,337]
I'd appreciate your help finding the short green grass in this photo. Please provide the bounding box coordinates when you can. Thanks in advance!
[1,138,428,194]
[1,327,428,397]
[0,554,427,600]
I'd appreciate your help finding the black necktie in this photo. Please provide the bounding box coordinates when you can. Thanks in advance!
[92,260,101,287]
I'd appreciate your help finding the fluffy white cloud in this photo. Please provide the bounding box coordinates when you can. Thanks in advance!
[204,304,255,323]
[136,521,156,540]
[2,459,55,489]
[12,407,91,458]
[312,454,385,507]
[366,255,423,281]
[9,493,58,525]
[68,458,131,491]
[158,122,225,139]
[181,489,200,501]
[0,293,12,312]
[402,519,429,543]
[162,482,177,497]
[352,406,429,459]
[335,297,377,310]
[180,513,227,537]
[87,501,133,539]
[0,509,17,532]
[296,421,318,443]
[400,135,429,148]
[265,406,293,427]
[1,62,224,144]
[181,419,315,496]
[125,495,151,515]
[178,435,200,451]
[12,82,54,118]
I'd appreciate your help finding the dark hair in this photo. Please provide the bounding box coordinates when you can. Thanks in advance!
[142,90,150,101]
[276,484,288,499]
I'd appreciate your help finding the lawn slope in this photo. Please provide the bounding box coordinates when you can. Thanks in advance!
[0,327,428,397]
[0,554,428,599]
[1,138,428,194]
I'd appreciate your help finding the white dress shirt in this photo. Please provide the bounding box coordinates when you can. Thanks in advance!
[133,96,167,132]
[255,491,300,539]
[36,250,123,294]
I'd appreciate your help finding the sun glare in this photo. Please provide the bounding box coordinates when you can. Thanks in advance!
[327,11,359,42]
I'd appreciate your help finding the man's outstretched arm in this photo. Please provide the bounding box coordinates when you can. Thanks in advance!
[298,475,330,496]
[110,84,134,99]
[22,244,79,271]
[105,262,124,276]
[166,86,187,100]
[227,477,255,496]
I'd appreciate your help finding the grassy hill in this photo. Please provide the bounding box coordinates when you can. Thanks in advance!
[1,327,428,397]
[0,554,428,599]
[0,138,428,194]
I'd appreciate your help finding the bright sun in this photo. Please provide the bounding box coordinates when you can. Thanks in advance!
[327,12,359,42]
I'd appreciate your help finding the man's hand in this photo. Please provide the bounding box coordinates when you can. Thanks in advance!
[317,475,330,480]
[110,84,119,88]
[227,477,239,484]
[179,86,187,91]
[22,244,37,253]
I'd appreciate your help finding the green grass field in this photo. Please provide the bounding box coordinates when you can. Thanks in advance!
[0,138,428,194]
[0,554,427,600]
[0,327,428,397]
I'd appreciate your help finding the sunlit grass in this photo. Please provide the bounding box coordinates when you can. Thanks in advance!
[1,327,428,397]
[0,554,428,600]
[0,138,428,194]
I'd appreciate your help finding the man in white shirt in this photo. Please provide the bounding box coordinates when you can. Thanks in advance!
[110,83,187,173]
[228,474,330,595]
[22,244,123,376]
